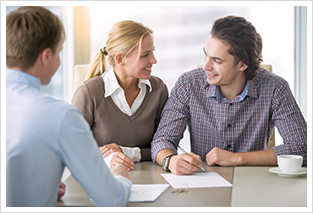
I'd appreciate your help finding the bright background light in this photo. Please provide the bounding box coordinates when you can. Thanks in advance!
[89,6,294,93]
[89,5,295,148]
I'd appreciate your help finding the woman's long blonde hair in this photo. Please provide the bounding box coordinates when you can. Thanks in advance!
[86,20,153,79]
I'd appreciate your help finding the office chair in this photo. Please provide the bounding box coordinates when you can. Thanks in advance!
[260,65,275,148]
[73,64,89,91]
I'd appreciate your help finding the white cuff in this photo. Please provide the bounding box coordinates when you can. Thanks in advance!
[120,146,141,162]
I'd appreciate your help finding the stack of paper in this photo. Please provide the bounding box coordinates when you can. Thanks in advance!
[161,172,232,189]
[129,184,169,202]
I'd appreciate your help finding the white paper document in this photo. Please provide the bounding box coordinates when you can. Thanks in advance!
[129,184,169,202]
[161,172,232,189]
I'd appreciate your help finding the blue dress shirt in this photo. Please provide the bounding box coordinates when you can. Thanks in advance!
[6,69,132,207]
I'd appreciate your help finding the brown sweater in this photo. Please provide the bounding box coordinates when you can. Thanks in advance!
[71,75,168,161]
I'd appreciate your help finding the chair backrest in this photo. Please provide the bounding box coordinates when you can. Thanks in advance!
[73,64,89,91]
[197,64,275,149]
[262,64,275,148]
[260,64,272,72]
[254,65,275,148]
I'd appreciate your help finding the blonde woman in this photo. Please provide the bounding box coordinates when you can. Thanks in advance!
[72,20,168,171]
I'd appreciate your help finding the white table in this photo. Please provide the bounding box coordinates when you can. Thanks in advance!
[57,163,307,207]
[231,166,307,207]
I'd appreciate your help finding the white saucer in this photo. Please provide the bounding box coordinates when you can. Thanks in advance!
[268,167,307,177]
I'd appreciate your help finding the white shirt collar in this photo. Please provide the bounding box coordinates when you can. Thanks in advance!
[102,68,152,98]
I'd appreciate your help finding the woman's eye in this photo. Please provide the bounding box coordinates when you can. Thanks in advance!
[142,53,149,57]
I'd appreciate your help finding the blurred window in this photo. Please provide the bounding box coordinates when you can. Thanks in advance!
[89,6,295,92]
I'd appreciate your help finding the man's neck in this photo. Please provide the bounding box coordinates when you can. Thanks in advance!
[219,78,247,101]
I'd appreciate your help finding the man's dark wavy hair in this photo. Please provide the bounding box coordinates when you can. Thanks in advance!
[211,16,263,80]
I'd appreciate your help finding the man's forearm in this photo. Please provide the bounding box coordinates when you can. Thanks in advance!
[237,148,277,166]
[155,149,177,166]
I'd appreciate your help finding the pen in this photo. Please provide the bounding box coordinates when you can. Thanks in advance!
[177,145,205,172]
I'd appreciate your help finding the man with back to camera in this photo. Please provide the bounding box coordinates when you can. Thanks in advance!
[6,6,132,206]
[151,15,307,175]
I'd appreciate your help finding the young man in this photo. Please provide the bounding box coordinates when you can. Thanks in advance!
[6,6,132,206]
[151,16,307,175]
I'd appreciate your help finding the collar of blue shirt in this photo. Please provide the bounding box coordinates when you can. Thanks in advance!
[6,68,40,90]
[207,80,258,103]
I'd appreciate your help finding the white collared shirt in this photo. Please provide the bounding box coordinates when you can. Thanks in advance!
[102,68,152,116]
[102,68,152,164]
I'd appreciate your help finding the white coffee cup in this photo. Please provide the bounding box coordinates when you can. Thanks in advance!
[277,155,303,173]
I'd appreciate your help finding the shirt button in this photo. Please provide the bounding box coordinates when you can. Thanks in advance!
[227,145,232,149]
[229,103,233,106]
[227,124,231,127]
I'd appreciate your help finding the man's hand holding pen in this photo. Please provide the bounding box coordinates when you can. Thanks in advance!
[168,152,203,175]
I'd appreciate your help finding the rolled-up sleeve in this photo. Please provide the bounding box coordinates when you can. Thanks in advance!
[151,74,190,163]
[271,82,307,165]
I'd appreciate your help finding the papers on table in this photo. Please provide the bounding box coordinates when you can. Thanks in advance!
[161,172,232,189]
[129,184,169,202]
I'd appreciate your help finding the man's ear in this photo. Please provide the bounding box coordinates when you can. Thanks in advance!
[41,48,52,65]
[238,61,248,72]
[115,53,124,65]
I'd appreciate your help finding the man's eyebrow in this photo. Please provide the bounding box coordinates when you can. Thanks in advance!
[210,56,224,62]
[203,47,224,62]
[203,47,207,55]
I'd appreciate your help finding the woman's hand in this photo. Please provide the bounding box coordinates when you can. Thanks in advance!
[99,143,123,158]
[110,152,134,171]
[110,164,131,180]
[57,182,66,201]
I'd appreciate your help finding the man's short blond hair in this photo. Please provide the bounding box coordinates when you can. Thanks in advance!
[6,6,65,70]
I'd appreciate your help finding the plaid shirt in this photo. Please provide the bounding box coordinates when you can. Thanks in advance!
[151,68,307,165]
